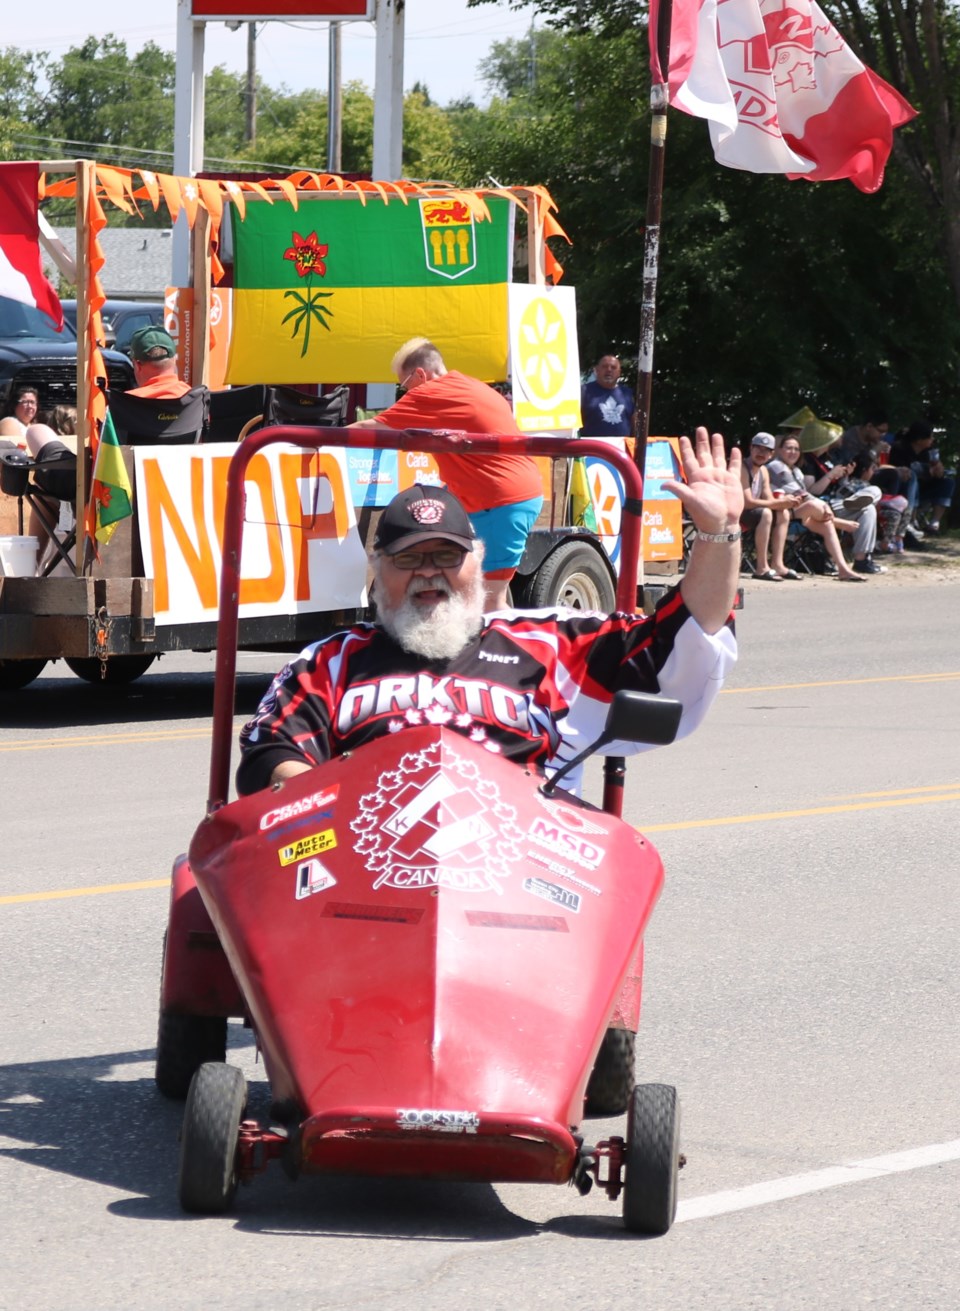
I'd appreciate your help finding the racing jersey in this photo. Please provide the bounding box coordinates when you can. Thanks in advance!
[236,588,736,795]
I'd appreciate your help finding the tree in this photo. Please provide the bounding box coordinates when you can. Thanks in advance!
[443,17,960,435]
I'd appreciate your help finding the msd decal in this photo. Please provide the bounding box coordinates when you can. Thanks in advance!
[350,741,525,893]
[528,817,603,871]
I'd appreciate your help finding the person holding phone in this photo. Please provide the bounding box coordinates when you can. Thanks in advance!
[769,434,866,581]
[799,421,886,574]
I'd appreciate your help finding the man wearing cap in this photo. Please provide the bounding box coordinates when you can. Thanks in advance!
[236,429,742,796]
[740,432,798,581]
[127,326,192,400]
[350,337,543,613]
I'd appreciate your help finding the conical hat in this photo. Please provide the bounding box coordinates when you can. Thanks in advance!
[798,420,843,454]
[778,405,818,430]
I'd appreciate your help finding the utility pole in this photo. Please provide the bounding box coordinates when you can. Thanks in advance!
[245,21,257,147]
[327,22,342,172]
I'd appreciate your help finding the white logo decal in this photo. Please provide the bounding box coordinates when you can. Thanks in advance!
[528,817,603,870]
[523,876,581,913]
[350,741,525,893]
[295,859,337,900]
[259,784,340,832]
[535,794,609,836]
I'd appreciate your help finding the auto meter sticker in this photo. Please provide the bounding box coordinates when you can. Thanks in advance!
[259,784,340,832]
[278,829,337,866]
[527,817,603,870]
[397,1108,480,1134]
[295,858,337,900]
[535,792,609,836]
[350,741,524,893]
[523,875,581,914]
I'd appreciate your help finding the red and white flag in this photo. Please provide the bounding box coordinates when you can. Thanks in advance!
[0,161,64,328]
[649,0,917,193]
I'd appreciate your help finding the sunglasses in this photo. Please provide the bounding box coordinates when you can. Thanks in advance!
[387,547,467,570]
[396,369,418,397]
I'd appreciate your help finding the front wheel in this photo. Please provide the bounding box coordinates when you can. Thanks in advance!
[65,654,156,685]
[521,541,617,611]
[178,1063,247,1214]
[155,1010,228,1100]
[622,1083,681,1236]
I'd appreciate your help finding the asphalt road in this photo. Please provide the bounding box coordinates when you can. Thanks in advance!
[1,575,958,1311]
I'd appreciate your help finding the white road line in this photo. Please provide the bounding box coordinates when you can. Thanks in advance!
[677,1139,960,1223]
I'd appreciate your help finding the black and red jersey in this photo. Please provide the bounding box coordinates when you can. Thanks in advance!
[236,589,736,796]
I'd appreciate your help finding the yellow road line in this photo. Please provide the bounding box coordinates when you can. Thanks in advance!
[833,782,960,800]
[0,879,169,906]
[0,727,212,751]
[723,671,960,694]
[643,790,960,833]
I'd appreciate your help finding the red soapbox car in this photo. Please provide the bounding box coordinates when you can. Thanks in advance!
[155,428,684,1234]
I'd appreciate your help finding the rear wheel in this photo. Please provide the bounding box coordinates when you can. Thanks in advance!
[155,1010,229,1099]
[0,657,46,690]
[522,541,617,611]
[178,1063,247,1214]
[622,1083,681,1236]
[584,1027,635,1117]
[65,654,156,684]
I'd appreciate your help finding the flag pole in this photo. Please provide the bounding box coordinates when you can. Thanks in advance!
[603,2,674,819]
[633,0,673,479]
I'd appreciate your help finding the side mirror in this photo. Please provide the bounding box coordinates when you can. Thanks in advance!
[540,690,683,797]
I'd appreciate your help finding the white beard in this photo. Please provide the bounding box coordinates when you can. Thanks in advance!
[378,573,485,660]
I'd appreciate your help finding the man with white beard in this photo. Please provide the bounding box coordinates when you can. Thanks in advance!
[236,429,743,796]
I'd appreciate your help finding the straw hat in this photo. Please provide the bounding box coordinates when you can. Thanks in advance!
[778,405,818,431]
[798,420,842,455]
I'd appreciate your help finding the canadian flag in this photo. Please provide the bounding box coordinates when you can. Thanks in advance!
[0,161,64,328]
[649,0,917,193]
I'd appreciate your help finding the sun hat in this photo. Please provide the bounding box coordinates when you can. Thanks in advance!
[778,406,818,430]
[751,432,776,449]
[374,484,477,554]
[798,420,843,455]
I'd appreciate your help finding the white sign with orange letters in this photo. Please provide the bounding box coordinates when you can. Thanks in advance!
[134,443,367,626]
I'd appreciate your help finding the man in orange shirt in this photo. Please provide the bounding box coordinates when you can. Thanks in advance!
[351,337,543,611]
[127,326,192,400]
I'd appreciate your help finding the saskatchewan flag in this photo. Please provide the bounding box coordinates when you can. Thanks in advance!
[93,410,133,544]
[226,196,514,385]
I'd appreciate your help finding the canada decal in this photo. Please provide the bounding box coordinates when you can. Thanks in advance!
[350,740,525,893]
[278,829,337,866]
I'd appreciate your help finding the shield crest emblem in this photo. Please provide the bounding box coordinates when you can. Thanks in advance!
[419,198,477,280]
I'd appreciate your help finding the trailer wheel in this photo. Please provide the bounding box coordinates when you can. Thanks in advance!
[521,541,616,611]
[622,1083,681,1236]
[65,654,156,685]
[584,1027,635,1117]
[156,1010,229,1099]
[0,658,47,691]
[178,1063,247,1214]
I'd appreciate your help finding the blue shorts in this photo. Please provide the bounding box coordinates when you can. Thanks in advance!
[469,496,543,574]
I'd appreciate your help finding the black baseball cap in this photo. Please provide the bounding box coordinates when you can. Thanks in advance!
[374,484,477,554]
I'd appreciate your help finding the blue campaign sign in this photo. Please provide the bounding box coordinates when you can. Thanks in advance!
[642,438,682,500]
[344,448,400,507]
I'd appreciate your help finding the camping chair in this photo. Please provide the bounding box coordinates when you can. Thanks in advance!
[0,442,78,577]
[236,384,352,442]
[206,385,267,443]
[108,386,210,446]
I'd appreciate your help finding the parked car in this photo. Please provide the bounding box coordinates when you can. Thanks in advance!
[60,299,164,357]
[0,296,134,416]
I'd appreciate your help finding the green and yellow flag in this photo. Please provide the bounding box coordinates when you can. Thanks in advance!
[93,410,133,544]
[225,196,514,385]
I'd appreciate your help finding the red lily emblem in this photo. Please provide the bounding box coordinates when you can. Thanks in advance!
[284,231,329,278]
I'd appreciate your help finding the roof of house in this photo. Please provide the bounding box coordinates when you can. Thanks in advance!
[49,227,174,300]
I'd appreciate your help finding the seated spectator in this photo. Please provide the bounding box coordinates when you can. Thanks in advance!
[799,421,886,574]
[768,434,865,581]
[836,410,890,465]
[0,385,40,445]
[23,409,79,569]
[128,326,192,400]
[888,420,956,535]
[873,465,910,554]
[740,432,796,580]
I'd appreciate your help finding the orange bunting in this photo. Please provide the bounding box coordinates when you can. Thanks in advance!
[222,180,246,221]
[197,179,225,226]
[179,178,201,228]
[137,169,161,210]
